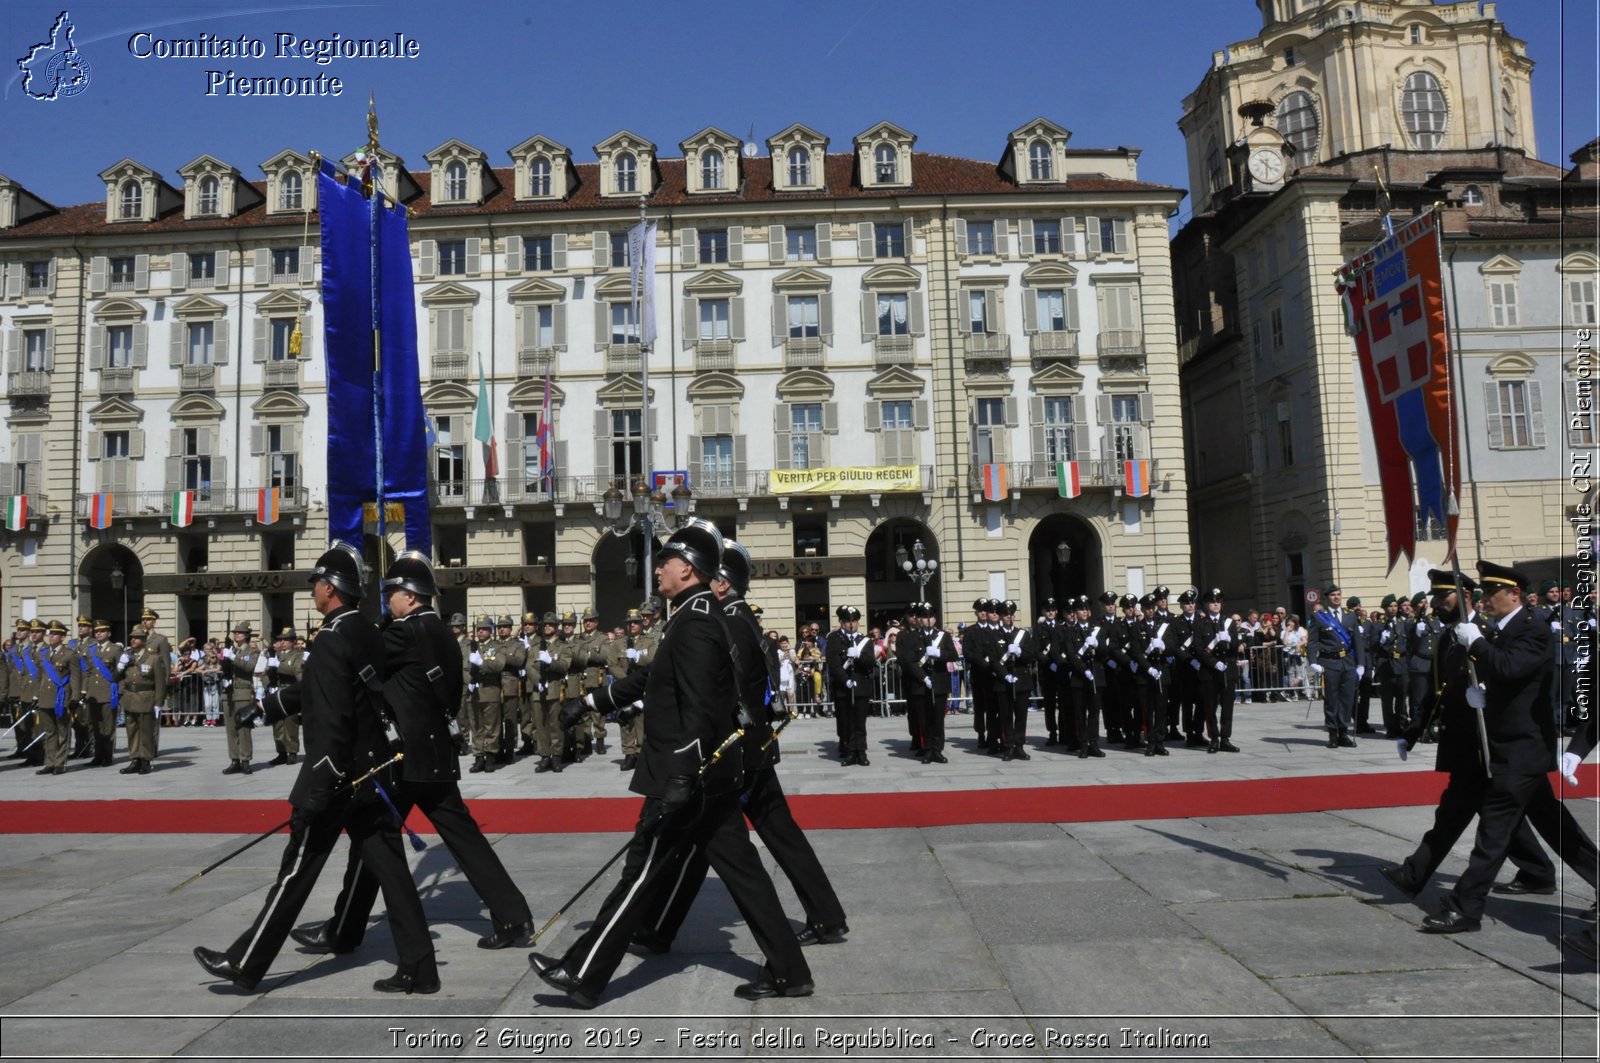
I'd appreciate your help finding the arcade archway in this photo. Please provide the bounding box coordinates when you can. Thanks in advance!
[1027,514,1100,615]
[592,528,649,629]
[79,544,144,643]
[864,519,940,631]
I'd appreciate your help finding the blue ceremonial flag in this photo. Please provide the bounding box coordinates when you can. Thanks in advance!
[318,159,432,556]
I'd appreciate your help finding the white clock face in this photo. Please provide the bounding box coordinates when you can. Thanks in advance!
[1249,150,1284,184]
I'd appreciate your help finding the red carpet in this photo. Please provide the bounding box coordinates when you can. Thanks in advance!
[3,768,1593,835]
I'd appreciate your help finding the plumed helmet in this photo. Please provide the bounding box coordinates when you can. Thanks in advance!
[657,518,722,578]
[381,550,438,598]
[309,541,366,600]
[836,605,861,622]
[717,538,753,595]
[1155,586,1171,601]
[1178,589,1197,605]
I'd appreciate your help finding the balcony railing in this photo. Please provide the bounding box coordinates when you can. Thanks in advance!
[783,337,826,369]
[78,486,310,520]
[98,367,136,396]
[179,364,216,392]
[872,334,916,367]
[604,344,642,375]
[262,361,301,389]
[963,332,1010,365]
[518,348,556,377]
[968,458,1159,493]
[1098,329,1144,357]
[7,371,51,398]
[430,352,469,380]
[693,339,735,372]
[1029,330,1079,363]
[433,478,552,507]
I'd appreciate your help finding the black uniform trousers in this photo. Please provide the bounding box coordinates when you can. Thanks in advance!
[325,780,532,945]
[1040,670,1064,740]
[1141,677,1167,746]
[904,689,930,752]
[970,672,990,745]
[1321,659,1357,734]
[1378,665,1409,736]
[1445,771,1599,920]
[1074,680,1102,748]
[641,767,846,944]
[996,682,1028,749]
[1407,671,1432,724]
[225,797,433,984]
[557,792,811,1000]
[1399,771,1556,891]
[1355,670,1375,731]
[833,690,870,756]
[924,688,948,753]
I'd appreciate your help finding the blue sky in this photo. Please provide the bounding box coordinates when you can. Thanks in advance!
[2,0,1595,218]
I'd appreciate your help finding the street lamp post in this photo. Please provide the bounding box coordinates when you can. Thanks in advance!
[604,477,695,594]
[109,564,127,642]
[895,539,938,603]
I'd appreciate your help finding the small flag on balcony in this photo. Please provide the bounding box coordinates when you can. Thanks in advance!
[1123,459,1151,497]
[1056,461,1081,499]
[88,493,113,530]
[474,356,499,480]
[980,463,1008,502]
[170,489,195,528]
[537,366,555,493]
[257,487,280,525]
[4,495,27,531]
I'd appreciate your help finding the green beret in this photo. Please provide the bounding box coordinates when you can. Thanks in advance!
[1348,597,1362,608]
[1381,594,1397,608]
[1323,583,1341,596]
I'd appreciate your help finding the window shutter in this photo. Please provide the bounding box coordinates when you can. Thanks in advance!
[3,329,17,373]
[1030,397,1047,461]
[0,463,12,496]
[817,222,832,261]
[1003,396,1019,427]
[505,411,523,448]
[3,264,20,300]
[89,256,108,295]
[465,237,481,276]
[253,318,269,362]
[1133,424,1150,459]
[647,406,658,439]
[1073,422,1091,459]
[1528,381,1546,447]
[87,430,103,460]
[285,424,301,453]
[88,326,106,370]
[251,425,265,455]
[171,252,188,292]
[593,409,611,484]
[732,434,747,482]
[253,249,270,285]
[860,291,877,341]
[1097,394,1114,424]
[954,219,968,258]
[680,228,698,268]
[1483,382,1504,448]
[995,219,1011,258]
[1112,218,1130,255]
[43,260,55,295]
[417,239,436,279]
[505,235,523,272]
[213,322,229,366]
[909,290,926,335]
[552,441,568,489]
[955,291,972,335]
[552,233,568,271]
[1069,216,1085,256]
[682,297,698,347]
[864,402,881,432]
[505,413,524,490]
[730,298,745,342]
[773,403,791,470]
[164,455,182,495]
[1137,391,1154,423]
[857,222,875,260]
[771,296,786,346]
[902,219,914,255]
[134,254,150,292]
[170,428,184,458]
[728,226,743,266]
[170,321,185,367]
[767,224,784,263]
[551,303,567,348]
[1017,219,1034,258]
[297,245,315,283]
[131,324,146,369]
[686,434,702,487]
[516,306,533,352]
[594,300,608,348]
[819,293,834,344]
[1021,289,1039,333]
[822,401,839,433]
[1059,216,1076,256]
[130,429,146,462]
[986,289,1002,333]
[1086,216,1103,255]
[211,454,227,497]
[216,249,230,282]
[593,231,610,270]
[1066,288,1081,331]
[912,399,931,432]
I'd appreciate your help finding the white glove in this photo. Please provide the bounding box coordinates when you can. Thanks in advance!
[1083,670,1094,681]
[1147,667,1161,680]
[1416,622,1428,637]
[1397,739,1408,762]
[1189,659,1201,671]
[468,682,478,692]
[153,705,164,717]
[117,653,130,668]
[1454,623,1482,647]
[518,668,527,678]
[624,648,639,661]
[1311,663,1324,675]
[469,652,484,666]
[846,680,856,689]
[923,676,933,690]
[537,650,553,665]
[302,651,310,663]
[1561,752,1581,788]
[583,693,596,708]
[1149,638,1165,653]
[1004,644,1020,658]
[1215,630,1231,644]
[846,643,863,659]
[1049,662,1058,672]
[1128,661,1137,672]
[1356,666,1365,681]
[222,648,234,660]
[1214,661,1227,672]
[1084,633,1099,649]
[265,656,279,669]
[1380,630,1392,644]
[1005,675,1017,684]
[1552,621,1563,634]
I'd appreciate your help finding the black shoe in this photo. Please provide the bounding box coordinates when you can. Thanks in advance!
[470,755,487,774]
[931,751,947,764]
[631,928,671,955]
[734,967,815,1000]
[1013,747,1030,761]
[1218,740,1240,753]
[1208,738,1220,754]
[551,760,564,773]
[796,922,849,946]
[284,753,297,765]
[222,761,242,775]
[1144,744,1158,757]
[137,760,151,775]
[1336,734,1357,748]
[119,761,140,775]
[534,757,551,773]
[1562,929,1599,962]
[1000,748,1013,762]
[1086,745,1105,758]
[478,921,533,950]
[1078,746,1089,759]
[1044,734,1058,746]
[857,752,869,766]
[1185,734,1206,748]
[290,922,350,954]
[1355,726,1378,735]
[1153,744,1169,756]
[1379,865,1420,898]
[530,953,597,1009]
[373,967,440,995]
[239,762,253,775]
[919,752,931,764]
[1492,877,1557,896]
[193,946,258,992]
[268,754,288,766]
[1421,908,1480,934]
[1327,735,1339,749]
[35,766,60,775]
[621,754,637,771]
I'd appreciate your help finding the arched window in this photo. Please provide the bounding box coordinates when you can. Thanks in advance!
[701,148,724,189]
[1207,138,1224,195]
[444,160,468,201]
[1276,91,1320,160]
[530,158,551,197]
[1408,24,1424,44]
[1402,71,1448,149]
[119,180,142,219]
[280,170,303,210]
[874,144,897,183]
[1461,185,1484,206]
[197,175,220,214]
[1028,139,1052,180]
[787,146,810,186]
[1501,87,1517,142]
[614,152,637,193]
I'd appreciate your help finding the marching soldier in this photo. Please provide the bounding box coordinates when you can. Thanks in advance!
[1058,595,1099,757]
[221,622,261,775]
[575,609,609,755]
[1088,592,1121,746]
[1408,593,1439,740]
[1154,588,1185,743]
[825,605,876,766]
[967,599,993,749]
[261,627,304,766]
[920,603,956,763]
[1309,583,1366,749]
[494,616,526,764]
[466,616,506,773]
[897,603,931,758]
[515,611,540,756]
[1109,594,1143,749]
[988,601,1039,761]
[3,619,23,760]
[1351,598,1377,734]
[527,611,569,773]
[35,620,81,776]
[80,620,122,767]
[14,620,47,767]
[606,608,653,771]
[117,627,166,775]
[1171,590,1204,746]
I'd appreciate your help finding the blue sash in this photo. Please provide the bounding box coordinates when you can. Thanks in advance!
[39,653,69,717]
[22,649,39,682]
[85,648,120,712]
[1315,610,1354,651]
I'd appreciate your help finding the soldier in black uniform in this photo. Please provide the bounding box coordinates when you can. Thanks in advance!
[918,604,957,763]
[290,551,535,956]
[1408,593,1440,738]
[897,603,932,759]
[1108,594,1142,749]
[1136,593,1172,756]
[966,599,994,750]
[193,543,437,994]
[1374,594,1411,738]
[825,606,876,766]
[1035,598,1065,746]
[988,601,1038,761]
[1170,590,1203,745]
[1056,595,1097,757]
[532,522,813,1006]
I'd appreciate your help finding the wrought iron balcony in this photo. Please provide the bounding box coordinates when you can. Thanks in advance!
[432,478,552,508]
[1029,330,1079,364]
[262,361,301,389]
[518,348,556,377]
[967,458,1158,494]
[98,367,136,396]
[78,486,310,521]
[1098,329,1144,357]
[430,352,470,380]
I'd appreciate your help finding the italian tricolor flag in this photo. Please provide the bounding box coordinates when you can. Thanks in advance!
[1056,461,1081,499]
[4,495,26,531]
[171,490,194,528]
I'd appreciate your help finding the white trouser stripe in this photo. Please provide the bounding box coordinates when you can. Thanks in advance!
[331,857,365,938]
[240,833,309,968]
[653,845,699,932]
[576,834,658,980]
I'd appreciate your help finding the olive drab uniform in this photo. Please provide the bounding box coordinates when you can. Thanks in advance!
[266,632,306,762]
[494,619,527,763]
[575,612,609,753]
[69,620,95,757]
[527,616,570,770]
[555,615,587,761]
[607,610,653,762]
[10,622,45,766]
[117,638,168,772]
[451,615,472,753]
[38,624,82,774]
[222,634,262,771]
[81,627,123,767]
[468,618,508,771]
[140,616,175,758]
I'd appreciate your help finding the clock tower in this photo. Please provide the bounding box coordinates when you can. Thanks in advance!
[1225,99,1293,195]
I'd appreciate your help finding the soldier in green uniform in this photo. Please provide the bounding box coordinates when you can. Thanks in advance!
[221,622,261,775]
[515,611,539,756]
[263,627,304,765]
[36,620,82,776]
[575,608,609,755]
[494,616,526,764]
[606,608,655,771]
[81,620,123,767]
[528,611,569,773]
[450,613,471,755]
[555,611,586,762]
[70,615,95,757]
[117,628,167,775]
[467,616,506,773]
[7,619,37,763]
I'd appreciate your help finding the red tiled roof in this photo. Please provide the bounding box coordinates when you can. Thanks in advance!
[0,152,1179,241]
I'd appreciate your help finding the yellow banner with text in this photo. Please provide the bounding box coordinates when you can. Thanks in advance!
[767,466,922,495]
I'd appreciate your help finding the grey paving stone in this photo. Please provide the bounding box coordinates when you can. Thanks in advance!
[958,880,1201,946]
[933,836,1120,887]
[1100,842,1339,902]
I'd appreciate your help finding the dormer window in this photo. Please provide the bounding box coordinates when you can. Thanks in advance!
[1283,46,1296,65]
[120,181,142,219]
[197,176,220,215]
[615,152,637,193]
[1028,140,1052,180]
[529,158,552,197]
[788,147,811,186]
[1461,185,1484,206]
[1408,25,1423,44]
[280,171,303,210]
[874,145,897,183]
[701,149,724,190]
[444,161,468,201]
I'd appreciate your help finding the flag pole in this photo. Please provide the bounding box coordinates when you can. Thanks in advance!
[366,92,387,604]
[635,196,654,584]
[1433,204,1485,561]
